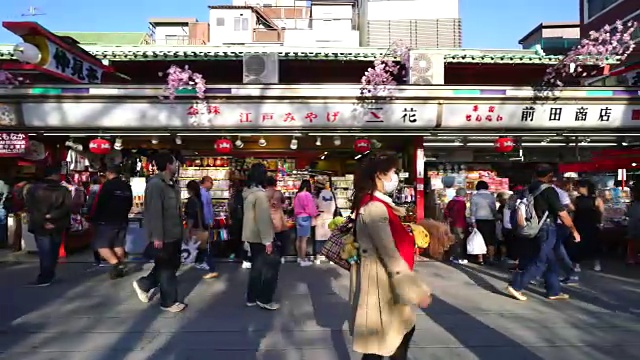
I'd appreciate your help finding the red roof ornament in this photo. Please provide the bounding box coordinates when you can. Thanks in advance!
[354,139,371,154]
[494,137,515,153]
[214,138,233,153]
[89,138,112,155]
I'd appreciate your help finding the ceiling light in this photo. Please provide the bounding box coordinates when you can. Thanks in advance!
[290,137,298,150]
[315,136,322,146]
[258,137,267,147]
[333,136,341,146]
[354,151,370,160]
[175,136,182,145]
[371,139,382,149]
[151,137,159,145]
[235,137,244,148]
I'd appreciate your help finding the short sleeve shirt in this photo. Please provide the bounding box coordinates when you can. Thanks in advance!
[529,181,564,223]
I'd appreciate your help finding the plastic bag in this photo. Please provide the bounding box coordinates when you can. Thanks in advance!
[180,238,199,264]
[466,229,487,255]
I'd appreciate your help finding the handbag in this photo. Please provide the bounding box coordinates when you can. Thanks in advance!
[320,217,355,271]
[193,198,209,249]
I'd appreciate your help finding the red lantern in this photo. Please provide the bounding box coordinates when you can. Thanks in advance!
[215,138,233,153]
[88,138,112,155]
[494,137,515,153]
[354,139,371,154]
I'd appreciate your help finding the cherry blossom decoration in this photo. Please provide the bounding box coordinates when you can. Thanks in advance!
[543,20,637,87]
[0,70,23,87]
[160,65,207,101]
[360,40,411,96]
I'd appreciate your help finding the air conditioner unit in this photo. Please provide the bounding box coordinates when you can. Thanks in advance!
[408,51,444,85]
[243,53,279,84]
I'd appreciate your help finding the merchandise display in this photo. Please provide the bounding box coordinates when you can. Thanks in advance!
[332,175,353,216]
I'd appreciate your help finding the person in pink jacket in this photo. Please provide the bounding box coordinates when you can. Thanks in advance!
[293,180,318,267]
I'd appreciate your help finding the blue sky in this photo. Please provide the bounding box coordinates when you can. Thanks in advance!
[0,0,579,48]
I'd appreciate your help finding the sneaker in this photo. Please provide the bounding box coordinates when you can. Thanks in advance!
[246,301,257,307]
[299,259,313,267]
[161,302,187,313]
[257,301,280,310]
[506,285,527,301]
[573,264,581,273]
[132,280,158,303]
[593,260,602,272]
[561,276,579,285]
[241,261,252,269]
[195,263,210,271]
[27,280,51,287]
[547,293,570,300]
[450,258,468,265]
[202,272,219,280]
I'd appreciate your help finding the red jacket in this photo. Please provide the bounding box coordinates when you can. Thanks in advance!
[445,196,467,229]
[360,194,415,270]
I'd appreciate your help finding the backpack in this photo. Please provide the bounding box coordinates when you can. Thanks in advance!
[516,184,550,238]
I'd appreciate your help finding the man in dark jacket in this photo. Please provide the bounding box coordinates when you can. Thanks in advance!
[25,166,72,286]
[92,165,133,279]
[132,153,186,312]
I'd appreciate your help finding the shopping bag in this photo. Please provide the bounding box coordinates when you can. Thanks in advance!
[320,217,355,271]
[466,229,487,255]
[180,238,199,264]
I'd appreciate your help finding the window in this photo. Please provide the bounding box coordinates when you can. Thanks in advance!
[216,17,225,26]
[586,0,619,20]
[234,17,250,31]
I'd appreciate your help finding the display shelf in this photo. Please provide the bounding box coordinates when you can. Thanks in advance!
[333,175,354,215]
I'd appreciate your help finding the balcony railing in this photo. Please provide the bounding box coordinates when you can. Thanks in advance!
[150,38,207,45]
[253,29,283,43]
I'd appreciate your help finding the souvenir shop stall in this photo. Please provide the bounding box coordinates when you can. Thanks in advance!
[559,149,640,255]
[81,134,418,259]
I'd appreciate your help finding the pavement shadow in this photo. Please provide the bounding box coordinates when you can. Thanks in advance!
[302,265,351,360]
[466,263,640,318]
[0,261,112,355]
[425,295,546,360]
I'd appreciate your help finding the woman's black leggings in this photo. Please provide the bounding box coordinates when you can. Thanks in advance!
[361,326,416,360]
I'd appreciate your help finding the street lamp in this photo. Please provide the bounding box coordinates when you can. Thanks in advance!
[13,42,41,64]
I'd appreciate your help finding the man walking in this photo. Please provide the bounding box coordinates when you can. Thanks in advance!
[507,164,580,301]
[132,153,187,312]
[195,176,216,276]
[25,167,72,286]
[92,165,133,279]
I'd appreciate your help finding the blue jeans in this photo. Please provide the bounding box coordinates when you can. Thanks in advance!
[196,243,216,272]
[511,222,562,297]
[555,224,574,276]
[34,233,63,283]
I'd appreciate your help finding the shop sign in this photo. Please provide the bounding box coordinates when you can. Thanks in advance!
[45,41,103,84]
[441,104,640,128]
[0,133,28,157]
[21,102,438,128]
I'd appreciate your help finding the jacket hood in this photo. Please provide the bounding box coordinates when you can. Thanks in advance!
[243,186,263,199]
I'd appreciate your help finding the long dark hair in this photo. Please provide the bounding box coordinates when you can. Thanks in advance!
[577,179,596,197]
[297,179,312,194]
[246,163,267,188]
[350,154,398,213]
[186,180,200,197]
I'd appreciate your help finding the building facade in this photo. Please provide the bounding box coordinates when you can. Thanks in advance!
[148,18,209,45]
[518,22,580,55]
[360,0,462,48]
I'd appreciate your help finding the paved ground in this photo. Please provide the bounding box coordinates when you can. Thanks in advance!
[0,255,639,360]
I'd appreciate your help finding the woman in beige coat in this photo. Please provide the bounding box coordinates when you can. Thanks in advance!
[349,155,432,359]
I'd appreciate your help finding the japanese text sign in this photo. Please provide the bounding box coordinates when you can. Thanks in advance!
[0,132,28,157]
[21,102,438,128]
[44,41,103,84]
[441,104,640,128]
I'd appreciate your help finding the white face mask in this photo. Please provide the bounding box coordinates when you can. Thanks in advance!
[382,173,399,193]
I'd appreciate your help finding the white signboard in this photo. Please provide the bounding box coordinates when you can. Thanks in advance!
[21,102,438,129]
[43,41,103,84]
[441,104,640,128]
